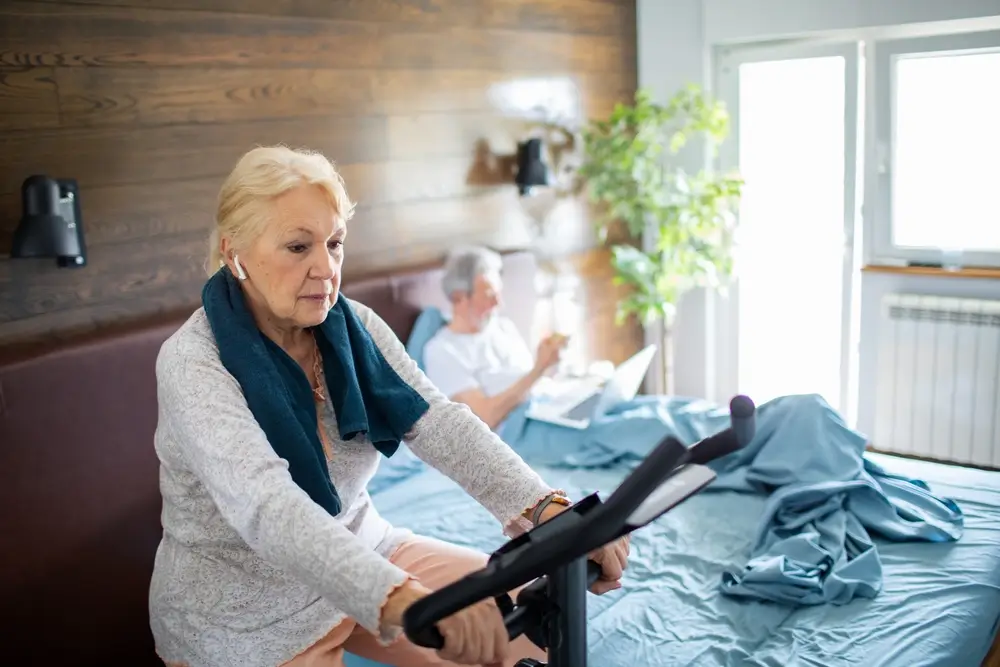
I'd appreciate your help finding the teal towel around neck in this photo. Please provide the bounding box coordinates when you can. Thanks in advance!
[201,268,430,516]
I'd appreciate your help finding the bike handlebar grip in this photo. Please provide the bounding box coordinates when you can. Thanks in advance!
[729,395,756,446]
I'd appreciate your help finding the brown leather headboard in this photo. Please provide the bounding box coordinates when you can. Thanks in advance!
[0,249,536,666]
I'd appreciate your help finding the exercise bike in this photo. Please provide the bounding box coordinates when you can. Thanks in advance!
[402,395,757,667]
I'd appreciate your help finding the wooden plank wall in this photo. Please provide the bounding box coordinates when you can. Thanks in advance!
[0,0,643,360]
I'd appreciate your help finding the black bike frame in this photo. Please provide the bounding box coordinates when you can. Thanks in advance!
[403,395,757,667]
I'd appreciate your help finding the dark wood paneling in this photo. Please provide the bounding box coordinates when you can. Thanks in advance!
[0,231,209,321]
[0,0,638,354]
[18,0,634,36]
[0,66,59,130]
[55,67,375,127]
[53,67,629,128]
[0,116,390,195]
[1,2,632,72]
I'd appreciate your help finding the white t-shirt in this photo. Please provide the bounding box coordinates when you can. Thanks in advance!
[423,316,535,399]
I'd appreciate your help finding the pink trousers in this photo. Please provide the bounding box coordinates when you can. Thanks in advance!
[283,536,547,667]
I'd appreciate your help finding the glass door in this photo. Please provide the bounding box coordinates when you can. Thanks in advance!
[715,42,863,420]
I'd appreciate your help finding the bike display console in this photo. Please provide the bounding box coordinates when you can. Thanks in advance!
[403,395,758,667]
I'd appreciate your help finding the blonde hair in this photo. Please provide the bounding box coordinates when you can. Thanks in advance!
[206,145,356,276]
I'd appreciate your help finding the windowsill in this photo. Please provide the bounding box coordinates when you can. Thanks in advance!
[862,264,1000,280]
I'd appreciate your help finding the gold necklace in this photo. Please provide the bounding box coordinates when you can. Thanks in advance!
[310,339,326,403]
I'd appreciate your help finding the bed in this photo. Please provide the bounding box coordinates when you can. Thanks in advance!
[356,442,1000,666]
[348,253,1000,667]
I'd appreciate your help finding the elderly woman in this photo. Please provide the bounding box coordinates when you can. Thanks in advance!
[149,145,630,667]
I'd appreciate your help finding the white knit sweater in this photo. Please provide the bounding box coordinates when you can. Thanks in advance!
[149,299,555,667]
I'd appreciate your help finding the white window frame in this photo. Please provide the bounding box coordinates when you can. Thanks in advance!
[714,40,864,419]
[865,29,1000,269]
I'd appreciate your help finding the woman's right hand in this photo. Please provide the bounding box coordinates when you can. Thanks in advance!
[382,580,511,666]
[435,596,511,666]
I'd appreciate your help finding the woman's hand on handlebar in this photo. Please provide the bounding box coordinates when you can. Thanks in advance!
[533,496,631,595]
[435,596,511,667]
[588,535,630,594]
[382,579,510,666]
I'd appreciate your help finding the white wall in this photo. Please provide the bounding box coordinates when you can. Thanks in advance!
[703,0,1000,44]
[636,0,715,398]
[637,0,1000,418]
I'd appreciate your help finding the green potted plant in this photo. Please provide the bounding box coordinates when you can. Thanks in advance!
[579,84,744,327]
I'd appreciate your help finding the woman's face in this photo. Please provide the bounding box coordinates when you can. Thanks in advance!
[225,184,346,331]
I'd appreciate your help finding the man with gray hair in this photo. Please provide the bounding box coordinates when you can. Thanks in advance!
[423,245,568,431]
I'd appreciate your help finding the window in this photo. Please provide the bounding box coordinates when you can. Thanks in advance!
[712,28,1000,421]
[870,30,1000,267]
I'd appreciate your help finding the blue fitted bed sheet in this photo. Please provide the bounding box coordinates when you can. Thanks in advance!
[351,450,1000,667]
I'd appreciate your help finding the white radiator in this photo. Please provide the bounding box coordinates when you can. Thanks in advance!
[873,293,1000,469]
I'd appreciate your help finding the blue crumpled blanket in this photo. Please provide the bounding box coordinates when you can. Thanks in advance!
[498,393,964,606]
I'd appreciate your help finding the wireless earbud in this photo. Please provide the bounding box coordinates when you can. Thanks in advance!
[233,254,247,280]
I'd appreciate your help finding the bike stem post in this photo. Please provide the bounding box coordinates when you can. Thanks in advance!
[547,555,589,667]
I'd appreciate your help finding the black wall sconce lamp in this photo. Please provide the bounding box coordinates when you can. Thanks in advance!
[11,175,87,268]
[514,137,550,196]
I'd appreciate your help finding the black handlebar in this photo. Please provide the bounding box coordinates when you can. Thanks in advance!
[407,557,607,650]
[406,612,444,649]
[402,395,757,651]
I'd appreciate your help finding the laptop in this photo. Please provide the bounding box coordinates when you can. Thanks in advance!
[525,344,657,429]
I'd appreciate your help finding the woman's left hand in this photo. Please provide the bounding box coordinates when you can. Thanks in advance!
[530,496,630,594]
[587,535,630,594]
